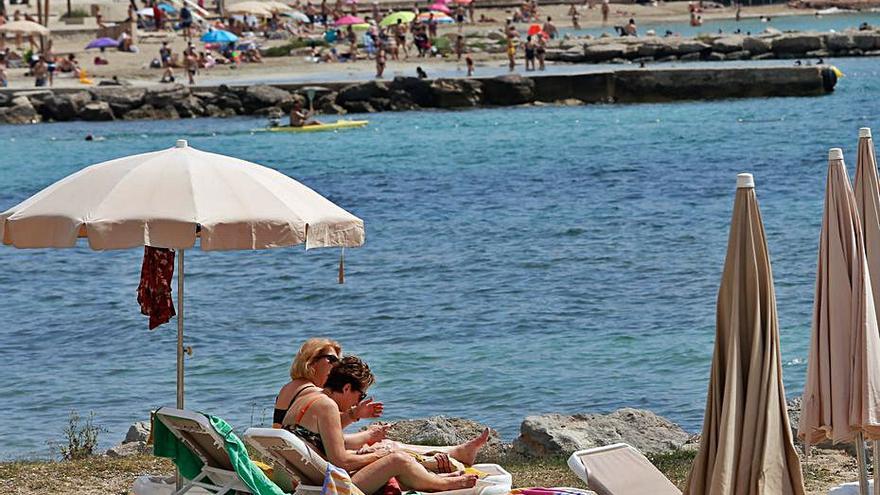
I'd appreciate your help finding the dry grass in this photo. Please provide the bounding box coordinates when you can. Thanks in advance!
[0,447,861,495]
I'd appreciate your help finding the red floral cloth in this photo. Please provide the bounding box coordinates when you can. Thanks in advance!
[137,246,176,330]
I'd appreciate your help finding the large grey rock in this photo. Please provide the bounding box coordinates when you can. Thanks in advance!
[315,92,347,115]
[712,36,745,53]
[826,33,855,51]
[174,95,206,118]
[338,81,390,104]
[772,33,823,54]
[389,76,434,107]
[341,100,376,114]
[676,40,710,54]
[583,43,629,62]
[124,421,151,444]
[481,74,535,105]
[742,37,771,55]
[80,101,115,121]
[637,40,675,58]
[725,50,751,60]
[123,104,180,121]
[93,87,146,113]
[0,93,10,106]
[145,85,190,108]
[852,32,880,51]
[430,79,483,108]
[0,96,41,124]
[37,92,92,121]
[513,408,690,458]
[106,440,150,457]
[242,85,293,112]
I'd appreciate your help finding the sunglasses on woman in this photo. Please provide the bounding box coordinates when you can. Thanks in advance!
[313,354,339,364]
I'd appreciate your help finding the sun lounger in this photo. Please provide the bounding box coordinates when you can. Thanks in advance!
[243,427,513,495]
[155,407,254,495]
[566,443,681,495]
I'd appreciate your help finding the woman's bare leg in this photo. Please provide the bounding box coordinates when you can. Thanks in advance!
[352,452,478,495]
[375,428,490,465]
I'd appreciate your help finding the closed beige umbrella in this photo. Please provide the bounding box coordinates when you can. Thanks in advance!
[852,127,880,495]
[0,20,51,36]
[0,140,365,409]
[684,173,805,495]
[798,148,880,495]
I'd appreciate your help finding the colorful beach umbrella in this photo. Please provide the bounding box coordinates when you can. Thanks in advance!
[427,3,450,13]
[798,147,880,494]
[417,11,453,23]
[684,173,805,495]
[334,14,365,25]
[379,10,415,26]
[85,37,119,49]
[0,139,365,410]
[454,0,472,5]
[201,29,238,42]
[853,127,880,495]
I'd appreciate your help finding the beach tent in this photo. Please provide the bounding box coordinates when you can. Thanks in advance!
[379,10,415,26]
[799,148,880,495]
[852,127,880,495]
[683,173,805,495]
[0,140,365,409]
[0,20,50,36]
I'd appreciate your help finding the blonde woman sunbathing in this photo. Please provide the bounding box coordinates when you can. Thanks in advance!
[282,356,490,494]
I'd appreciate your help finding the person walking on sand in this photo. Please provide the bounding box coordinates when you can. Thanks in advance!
[536,34,546,70]
[601,0,609,25]
[454,34,464,61]
[185,48,198,84]
[467,0,475,23]
[465,53,474,76]
[506,34,517,71]
[568,4,580,29]
[394,19,408,59]
[375,44,386,78]
[524,35,535,71]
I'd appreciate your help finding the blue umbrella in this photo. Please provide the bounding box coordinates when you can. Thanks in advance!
[158,3,177,12]
[200,29,239,43]
[86,37,120,49]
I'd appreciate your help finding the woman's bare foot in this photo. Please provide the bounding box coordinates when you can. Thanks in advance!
[439,474,479,490]
[438,470,465,478]
[449,428,490,466]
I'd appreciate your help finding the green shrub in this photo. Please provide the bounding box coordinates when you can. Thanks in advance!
[58,411,104,461]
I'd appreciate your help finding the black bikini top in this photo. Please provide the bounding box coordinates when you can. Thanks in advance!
[273,384,317,426]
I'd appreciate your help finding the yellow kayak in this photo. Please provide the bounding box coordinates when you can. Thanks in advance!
[268,120,369,133]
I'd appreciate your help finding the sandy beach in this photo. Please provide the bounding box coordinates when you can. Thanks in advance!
[0,1,835,89]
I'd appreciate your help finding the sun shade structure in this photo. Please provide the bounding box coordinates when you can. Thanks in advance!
[684,173,805,495]
[227,1,273,15]
[853,128,880,495]
[379,11,415,26]
[799,147,880,495]
[0,20,51,35]
[0,140,365,409]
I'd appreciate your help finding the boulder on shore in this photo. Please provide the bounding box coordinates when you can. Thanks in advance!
[0,96,41,124]
[481,74,536,106]
[385,416,504,461]
[513,408,690,457]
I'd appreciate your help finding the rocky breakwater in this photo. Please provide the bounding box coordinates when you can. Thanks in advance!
[0,65,837,125]
[547,28,880,64]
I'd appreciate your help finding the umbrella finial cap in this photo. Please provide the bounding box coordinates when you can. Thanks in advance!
[829,148,844,161]
[860,128,872,138]
[176,139,188,148]
[737,173,755,189]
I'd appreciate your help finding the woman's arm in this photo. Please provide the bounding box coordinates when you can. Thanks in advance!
[317,400,387,472]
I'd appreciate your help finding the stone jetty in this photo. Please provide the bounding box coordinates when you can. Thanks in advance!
[546,28,880,64]
[0,65,837,125]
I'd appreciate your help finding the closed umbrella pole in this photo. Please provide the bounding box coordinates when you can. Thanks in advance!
[177,249,185,409]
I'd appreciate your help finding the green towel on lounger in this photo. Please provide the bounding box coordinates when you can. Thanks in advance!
[208,415,285,495]
[152,411,203,480]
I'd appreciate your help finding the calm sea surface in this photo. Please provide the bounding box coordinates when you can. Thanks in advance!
[0,55,878,460]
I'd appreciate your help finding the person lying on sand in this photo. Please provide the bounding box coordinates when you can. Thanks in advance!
[281,354,490,495]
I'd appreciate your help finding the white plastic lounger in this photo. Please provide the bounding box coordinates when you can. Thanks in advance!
[567,443,681,495]
[155,407,254,495]
[243,427,512,495]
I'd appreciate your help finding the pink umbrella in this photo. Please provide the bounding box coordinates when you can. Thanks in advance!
[335,14,365,25]
[428,3,450,13]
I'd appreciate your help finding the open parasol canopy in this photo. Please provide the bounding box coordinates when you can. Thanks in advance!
[86,37,119,49]
[379,10,415,26]
[0,20,51,36]
[0,140,365,408]
[201,29,239,43]
[226,1,273,16]
[334,14,366,25]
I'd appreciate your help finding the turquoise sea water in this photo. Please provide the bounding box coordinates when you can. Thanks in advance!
[0,56,878,460]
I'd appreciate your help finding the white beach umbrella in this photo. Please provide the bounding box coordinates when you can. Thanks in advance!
[799,148,880,495]
[684,173,805,495]
[853,127,880,495]
[227,1,273,16]
[0,140,365,408]
[0,20,51,36]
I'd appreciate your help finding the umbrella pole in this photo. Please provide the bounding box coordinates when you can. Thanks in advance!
[873,440,880,495]
[176,248,185,410]
[857,433,869,495]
